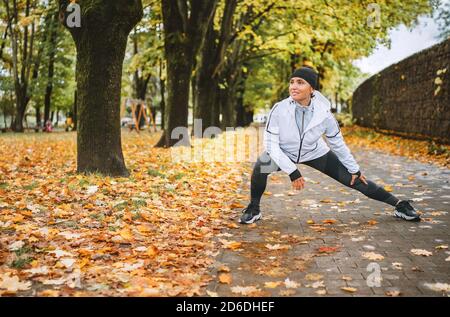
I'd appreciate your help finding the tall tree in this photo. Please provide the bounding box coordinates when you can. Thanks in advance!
[43,8,59,125]
[59,0,143,176]
[194,0,279,133]
[3,0,39,132]
[124,2,165,129]
[218,1,277,128]
[131,32,151,101]
[155,0,218,147]
[194,0,238,133]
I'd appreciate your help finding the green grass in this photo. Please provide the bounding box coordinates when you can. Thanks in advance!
[131,211,142,220]
[428,141,449,156]
[147,168,166,178]
[173,172,186,180]
[22,181,38,191]
[89,212,105,221]
[14,245,33,257]
[132,199,147,208]
[113,201,128,211]
[60,220,78,229]
[78,179,90,188]
[108,226,118,232]
[11,257,33,269]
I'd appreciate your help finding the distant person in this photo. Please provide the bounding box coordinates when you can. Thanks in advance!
[65,116,73,131]
[44,119,53,133]
[240,67,420,224]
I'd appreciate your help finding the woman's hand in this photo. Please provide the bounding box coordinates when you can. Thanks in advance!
[350,173,368,186]
[292,177,305,190]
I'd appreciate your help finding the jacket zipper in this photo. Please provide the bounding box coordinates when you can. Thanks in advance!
[296,110,305,164]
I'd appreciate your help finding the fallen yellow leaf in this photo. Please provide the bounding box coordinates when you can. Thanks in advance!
[229,202,245,209]
[362,252,385,261]
[218,273,232,284]
[78,258,90,269]
[227,222,239,229]
[119,227,134,241]
[341,287,357,293]
[147,245,159,257]
[385,290,401,297]
[137,225,152,233]
[264,281,282,288]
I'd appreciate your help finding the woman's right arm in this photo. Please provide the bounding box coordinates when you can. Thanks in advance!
[264,108,302,182]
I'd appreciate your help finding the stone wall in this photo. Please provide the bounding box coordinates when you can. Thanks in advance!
[352,38,449,143]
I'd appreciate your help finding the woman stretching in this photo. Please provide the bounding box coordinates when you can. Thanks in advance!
[240,67,420,224]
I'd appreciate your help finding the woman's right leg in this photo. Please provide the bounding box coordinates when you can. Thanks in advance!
[250,151,281,208]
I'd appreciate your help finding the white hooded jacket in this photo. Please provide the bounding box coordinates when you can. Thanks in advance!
[263,91,360,179]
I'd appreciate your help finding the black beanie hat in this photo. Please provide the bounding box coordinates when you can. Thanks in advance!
[290,67,319,90]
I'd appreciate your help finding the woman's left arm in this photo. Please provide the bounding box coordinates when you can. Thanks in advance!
[324,114,361,175]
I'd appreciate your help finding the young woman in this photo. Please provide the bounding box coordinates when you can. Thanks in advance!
[240,67,420,224]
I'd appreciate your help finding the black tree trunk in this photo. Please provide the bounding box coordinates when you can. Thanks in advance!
[194,25,218,133]
[43,10,59,124]
[156,50,192,147]
[155,0,218,147]
[35,105,41,129]
[194,0,237,136]
[132,35,150,101]
[59,0,143,176]
[43,40,56,124]
[12,89,28,132]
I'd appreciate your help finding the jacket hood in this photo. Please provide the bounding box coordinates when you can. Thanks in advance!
[312,90,331,111]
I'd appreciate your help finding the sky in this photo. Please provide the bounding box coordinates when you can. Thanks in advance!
[353,13,445,76]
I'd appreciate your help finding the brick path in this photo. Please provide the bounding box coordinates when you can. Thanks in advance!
[207,147,450,297]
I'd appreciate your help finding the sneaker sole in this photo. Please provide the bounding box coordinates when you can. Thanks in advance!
[239,213,262,224]
[394,210,421,222]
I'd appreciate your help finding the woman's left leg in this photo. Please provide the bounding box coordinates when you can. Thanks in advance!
[303,151,399,206]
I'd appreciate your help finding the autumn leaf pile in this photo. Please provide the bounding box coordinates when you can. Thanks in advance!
[0,131,248,296]
[342,126,450,168]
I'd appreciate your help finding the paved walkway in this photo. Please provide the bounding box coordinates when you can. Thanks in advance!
[207,147,450,296]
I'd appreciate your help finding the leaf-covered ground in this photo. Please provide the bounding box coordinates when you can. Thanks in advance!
[0,131,247,296]
[0,127,448,296]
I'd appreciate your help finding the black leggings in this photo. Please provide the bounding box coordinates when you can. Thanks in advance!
[250,151,399,207]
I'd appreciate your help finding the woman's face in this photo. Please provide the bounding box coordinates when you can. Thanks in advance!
[289,77,314,103]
